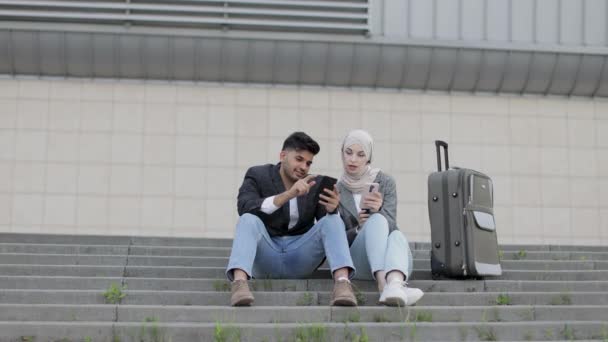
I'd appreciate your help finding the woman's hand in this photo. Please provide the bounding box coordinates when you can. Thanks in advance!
[319,185,340,214]
[358,210,370,225]
[361,191,383,213]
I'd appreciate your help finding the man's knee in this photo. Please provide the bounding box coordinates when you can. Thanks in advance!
[236,213,266,236]
[319,214,345,230]
[238,213,263,225]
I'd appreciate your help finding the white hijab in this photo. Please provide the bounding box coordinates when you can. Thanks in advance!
[339,129,380,193]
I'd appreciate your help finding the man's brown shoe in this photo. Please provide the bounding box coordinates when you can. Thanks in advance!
[230,280,254,306]
[330,279,357,306]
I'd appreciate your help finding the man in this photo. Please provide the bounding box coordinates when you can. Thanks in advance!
[226,131,357,307]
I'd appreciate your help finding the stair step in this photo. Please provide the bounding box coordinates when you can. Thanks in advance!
[0,304,606,323]
[4,243,608,260]
[3,264,608,281]
[3,276,608,293]
[1,233,607,341]
[0,321,606,342]
[0,233,233,247]
[2,234,608,252]
[0,289,606,306]
[3,254,606,270]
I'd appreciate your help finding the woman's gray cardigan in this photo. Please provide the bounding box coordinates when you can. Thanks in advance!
[337,170,399,245]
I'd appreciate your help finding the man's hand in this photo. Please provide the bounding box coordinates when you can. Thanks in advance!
[360,191,383,213]
[358,210,370,226]
[287,174,316,198]
[319,184,340,213]
[273,175,316,208]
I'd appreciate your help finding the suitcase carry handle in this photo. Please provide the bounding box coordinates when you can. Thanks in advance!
[435,140,450,171]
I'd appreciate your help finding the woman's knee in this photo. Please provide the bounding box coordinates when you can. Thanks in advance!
[388,229,409,245]
[363,213,389,234]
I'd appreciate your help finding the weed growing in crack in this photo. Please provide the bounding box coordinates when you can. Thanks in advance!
[103,283,127,304]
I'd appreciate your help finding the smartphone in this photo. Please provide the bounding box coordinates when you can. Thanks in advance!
[366,182,379,193]
[319,176,337,192]
[360,182,380,213]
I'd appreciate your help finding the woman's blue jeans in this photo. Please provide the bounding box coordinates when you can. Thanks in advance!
[349,213,413,280]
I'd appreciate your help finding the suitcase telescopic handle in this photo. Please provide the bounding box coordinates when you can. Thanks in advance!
[435,140,449,171]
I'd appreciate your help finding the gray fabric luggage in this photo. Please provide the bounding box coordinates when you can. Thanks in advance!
[427,140,502,278]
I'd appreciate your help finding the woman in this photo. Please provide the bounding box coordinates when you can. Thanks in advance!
[336,129,423,306]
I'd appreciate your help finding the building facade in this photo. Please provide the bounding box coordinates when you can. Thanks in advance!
[1,0,607,245]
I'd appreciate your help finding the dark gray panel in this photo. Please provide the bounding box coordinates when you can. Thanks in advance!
[92,34,116,78]
[172,37,196,81]
[402,47,432,89]
[39,32,64,76]
[351,44,381,87]
[548,54,581,95]
[198,38,222,82]
[477,50,508,92]
[571,55,604,96]
[524,53,557,94]
[325,43,354,86]
[65,32,92,77]
[0,31,11,74]
[376,46,407,88]
[451,49,483,92]
[273,41,301,84]
[117,35,143,79]
[427,48,458,90]
[300,42,328,85]
[246,40,274,83]
[593,57,608,97]
[222,39,248,83]
[500,52,532,93]
[144,36,170,79]
[12,31,38,75]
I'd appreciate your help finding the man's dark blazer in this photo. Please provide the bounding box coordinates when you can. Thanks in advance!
[237,163,328,237]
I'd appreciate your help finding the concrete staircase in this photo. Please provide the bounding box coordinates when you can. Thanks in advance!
[0,233,607,342]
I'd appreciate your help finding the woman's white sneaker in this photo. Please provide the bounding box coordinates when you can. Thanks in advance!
[379,281,424,306]
[404,287,424,305]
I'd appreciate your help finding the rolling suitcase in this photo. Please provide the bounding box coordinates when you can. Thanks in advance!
[427,140,502,278]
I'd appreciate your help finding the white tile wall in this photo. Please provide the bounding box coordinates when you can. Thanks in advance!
[568,119,596,147]
[512,207,543,237]
[0,163,12,192]
[0,194,10,225]
[542,208,571,239]
[49,101,81,131]
[390,112,421,143]
[81,102,113,132]
[1,77,606,245]
[541,177,571,207]
[600,210,608,244]
[0,99,17,128]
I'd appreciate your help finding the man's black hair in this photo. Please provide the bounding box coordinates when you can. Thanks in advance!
[282,132,320,155]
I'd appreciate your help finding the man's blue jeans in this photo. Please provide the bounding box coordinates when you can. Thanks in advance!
[349,213,413,280]
[226,213,355,281]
